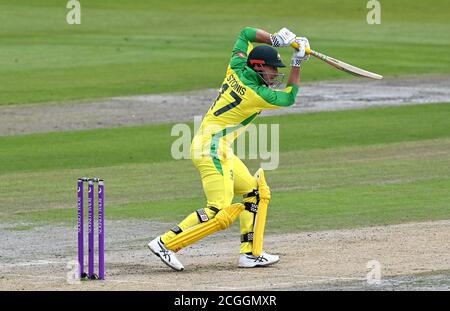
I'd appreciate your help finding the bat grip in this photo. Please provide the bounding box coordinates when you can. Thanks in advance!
[291,42,311,55]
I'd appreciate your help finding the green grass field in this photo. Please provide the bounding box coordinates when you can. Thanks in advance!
[1,2,449,292]
[1,103,449,233]
[1,0,450,105]
[0,1,449,235]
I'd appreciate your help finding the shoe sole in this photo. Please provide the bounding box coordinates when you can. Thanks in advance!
[147,243,184,271]
[239,258,279,268]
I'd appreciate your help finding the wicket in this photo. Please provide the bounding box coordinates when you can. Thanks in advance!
[77,177,105,280]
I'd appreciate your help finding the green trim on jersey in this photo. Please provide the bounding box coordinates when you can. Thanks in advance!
[202,27,301,175]
[240,69,299,107]
[210,113,258,175]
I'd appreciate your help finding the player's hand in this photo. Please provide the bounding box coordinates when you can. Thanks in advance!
[270,27,296,47]
[291,37,310,67]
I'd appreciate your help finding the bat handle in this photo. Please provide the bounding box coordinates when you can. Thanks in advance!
[291,42,312,55]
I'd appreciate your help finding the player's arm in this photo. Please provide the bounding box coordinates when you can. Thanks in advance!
[286,67,301,88]
[231,27,296,69]
[288,37,310,88]
[257,83,299,108]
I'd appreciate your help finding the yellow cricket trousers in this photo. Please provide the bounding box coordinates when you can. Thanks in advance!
[161,153,258,254]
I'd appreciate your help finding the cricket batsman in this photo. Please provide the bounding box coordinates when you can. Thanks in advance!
[149,27,310,271]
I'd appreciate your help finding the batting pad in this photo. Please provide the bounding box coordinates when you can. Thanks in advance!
[252,168,271,257]
[165,203,245,252]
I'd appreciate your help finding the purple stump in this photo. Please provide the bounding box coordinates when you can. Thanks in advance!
[88,180,95,278]
[98,180,105,280]
[77,179,84,278]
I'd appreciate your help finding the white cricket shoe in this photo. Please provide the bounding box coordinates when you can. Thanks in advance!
[238,252,280,268]
[148,236,184,271]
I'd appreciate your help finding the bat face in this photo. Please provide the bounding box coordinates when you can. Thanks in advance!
[315,52,383,80]
[326,57,383,79]
[291,42,383,80]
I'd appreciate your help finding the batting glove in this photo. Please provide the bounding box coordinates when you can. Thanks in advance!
[270,27,296,47]
[291,37,310,67]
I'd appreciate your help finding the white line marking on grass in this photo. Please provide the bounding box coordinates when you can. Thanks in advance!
[0,260,63,269]
[0,273,67,281]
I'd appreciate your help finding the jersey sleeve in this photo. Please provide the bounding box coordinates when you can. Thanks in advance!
[256,83,299,109]
[229,27,257,71]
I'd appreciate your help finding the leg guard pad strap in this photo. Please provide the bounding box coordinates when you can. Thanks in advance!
[241,232,254,243]
[196,208,210,223]
[243,189,259,203]
[244,202,258,213]
[170,225,182,234]
[207,206,220,214]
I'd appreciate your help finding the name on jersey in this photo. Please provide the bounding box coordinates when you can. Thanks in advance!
[227,74,246,96]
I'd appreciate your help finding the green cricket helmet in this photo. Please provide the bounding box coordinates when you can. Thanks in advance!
[247,45,286,68]
[247,45,285,88]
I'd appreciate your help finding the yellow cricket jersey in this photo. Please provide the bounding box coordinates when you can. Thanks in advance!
[191,27,299,175]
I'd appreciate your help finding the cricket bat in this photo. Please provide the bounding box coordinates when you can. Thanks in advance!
[291,42,383,80]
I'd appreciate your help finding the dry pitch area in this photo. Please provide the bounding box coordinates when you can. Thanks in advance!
[1,220,449,290]
[1,76,449,290]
